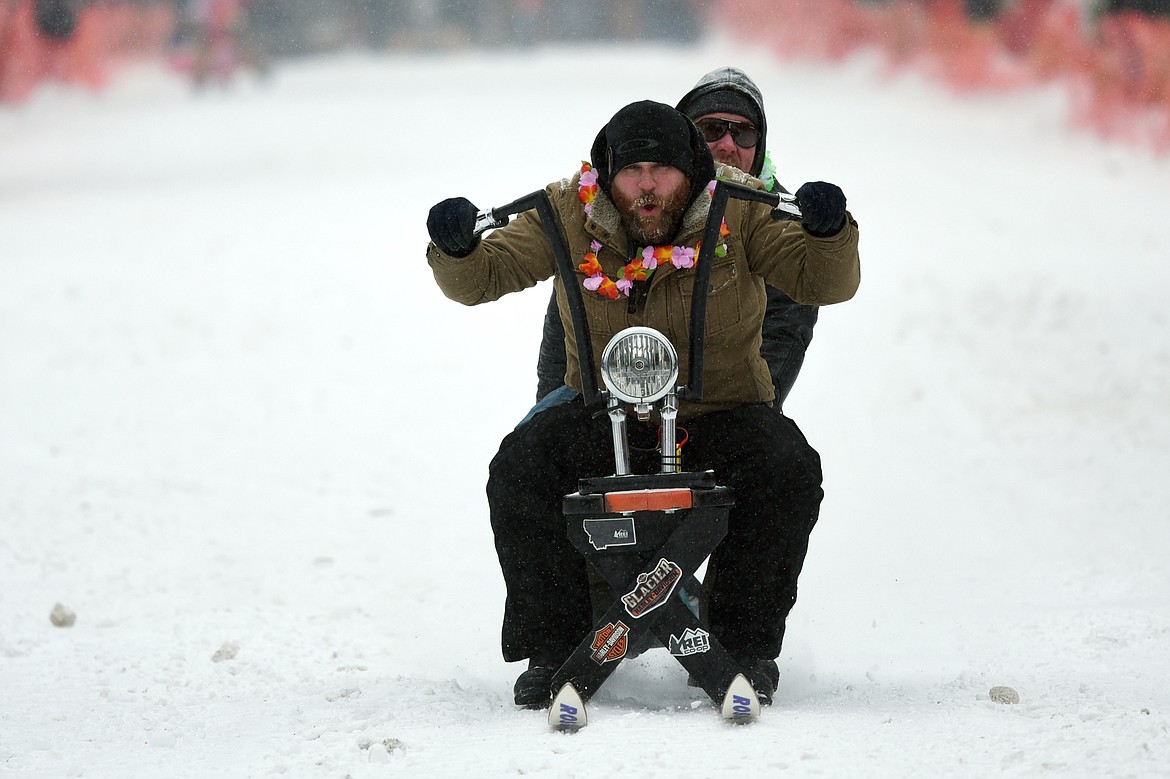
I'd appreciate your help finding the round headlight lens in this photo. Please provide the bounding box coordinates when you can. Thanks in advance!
[600,327,679,404]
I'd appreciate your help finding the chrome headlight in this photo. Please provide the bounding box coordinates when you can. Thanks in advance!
[600,327,679,405]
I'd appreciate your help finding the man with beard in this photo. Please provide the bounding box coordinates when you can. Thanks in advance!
[425,100,860,708]
[530,68,818,424]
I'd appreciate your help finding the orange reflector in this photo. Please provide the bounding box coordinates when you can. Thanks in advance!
[604,489,693,513]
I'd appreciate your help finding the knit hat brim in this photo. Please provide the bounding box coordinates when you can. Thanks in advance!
[589,100,715,211]
[600,101,695,180]
[680,90,762,131]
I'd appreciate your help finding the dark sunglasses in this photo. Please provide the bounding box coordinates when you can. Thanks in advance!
[695,118,759,149]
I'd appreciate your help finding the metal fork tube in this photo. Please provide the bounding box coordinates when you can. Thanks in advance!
[608,399,631,476]
[659,390,678,473]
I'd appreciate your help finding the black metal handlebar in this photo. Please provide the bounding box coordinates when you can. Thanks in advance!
[473,208,510,234]
[678,181,797,401]
[474,192,602,406]
[473,181,799,407]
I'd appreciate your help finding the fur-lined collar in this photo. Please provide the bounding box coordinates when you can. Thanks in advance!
[581,163,756,247]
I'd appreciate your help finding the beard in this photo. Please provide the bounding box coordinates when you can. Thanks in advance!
[614,186,690,246]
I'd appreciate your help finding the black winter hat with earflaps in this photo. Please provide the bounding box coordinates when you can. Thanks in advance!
[589,100,715,211]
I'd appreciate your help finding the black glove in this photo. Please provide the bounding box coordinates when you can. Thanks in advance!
[427,197,480,258]
[796,181,847,237]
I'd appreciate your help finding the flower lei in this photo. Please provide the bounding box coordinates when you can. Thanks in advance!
[576,161,729,300]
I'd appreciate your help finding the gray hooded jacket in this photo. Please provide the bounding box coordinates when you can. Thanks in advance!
[676,66,771,184]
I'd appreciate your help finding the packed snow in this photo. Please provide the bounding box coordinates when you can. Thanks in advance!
[2,40,1169,779]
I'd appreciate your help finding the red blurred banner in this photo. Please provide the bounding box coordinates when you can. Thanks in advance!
[1,1,175,104]
[717,0,1170,153]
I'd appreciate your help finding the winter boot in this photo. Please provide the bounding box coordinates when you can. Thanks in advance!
[513,660,557,709]
[743,658,779,706]
[688,657,779,705]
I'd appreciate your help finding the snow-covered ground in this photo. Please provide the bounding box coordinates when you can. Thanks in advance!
[2,40,1169,779]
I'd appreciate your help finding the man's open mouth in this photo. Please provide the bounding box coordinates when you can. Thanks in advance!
[635,196,664,216]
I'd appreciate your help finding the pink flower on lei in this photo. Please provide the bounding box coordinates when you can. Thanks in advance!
[578,163,599,217]
[574,169,733,299]
[670,246,696,269]
[640,245,660,270]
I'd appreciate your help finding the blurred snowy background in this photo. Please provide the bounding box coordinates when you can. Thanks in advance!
[3,1,1170,777]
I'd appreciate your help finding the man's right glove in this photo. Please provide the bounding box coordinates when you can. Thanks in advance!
[427,197,480,258]
[796,181,847,237]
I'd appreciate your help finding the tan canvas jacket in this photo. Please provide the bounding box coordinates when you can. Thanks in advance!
[427,165,860,419]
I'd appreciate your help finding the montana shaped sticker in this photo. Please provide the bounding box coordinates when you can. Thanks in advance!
[621,558,683,619]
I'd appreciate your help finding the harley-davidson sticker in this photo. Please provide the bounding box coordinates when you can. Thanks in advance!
[590,621,630,665]
[668,627,711,657]
[621,558,683,619]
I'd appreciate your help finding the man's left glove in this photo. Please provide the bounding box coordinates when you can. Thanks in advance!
[796,182,847,238]
[427,197,480,258]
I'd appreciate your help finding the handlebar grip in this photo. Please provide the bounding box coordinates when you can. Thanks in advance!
[473,209,510,236]
[714,180,802,219]
[770,193,802,220]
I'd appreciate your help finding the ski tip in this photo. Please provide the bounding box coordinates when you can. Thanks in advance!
[548,682,587,731]
[720,674,761,724]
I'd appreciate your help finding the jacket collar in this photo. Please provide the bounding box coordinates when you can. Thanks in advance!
[585,182,713,252]
[583,163,755,252]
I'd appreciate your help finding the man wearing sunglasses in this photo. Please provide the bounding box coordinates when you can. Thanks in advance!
[531,67,819,424]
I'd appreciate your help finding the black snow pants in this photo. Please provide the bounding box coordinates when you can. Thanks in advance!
[486,398,823,666]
